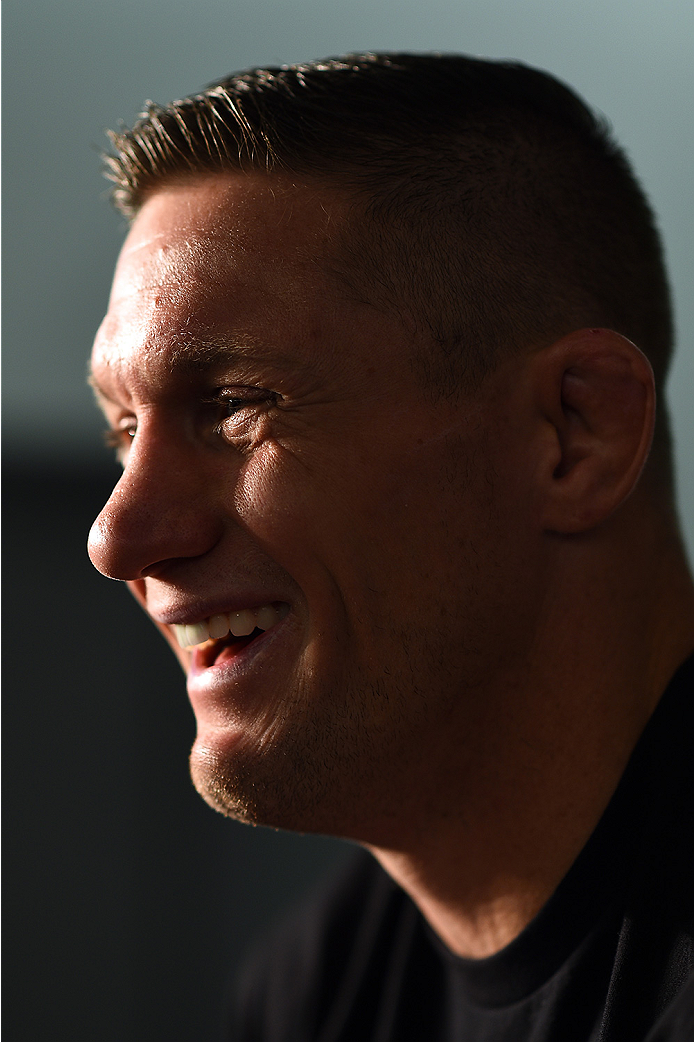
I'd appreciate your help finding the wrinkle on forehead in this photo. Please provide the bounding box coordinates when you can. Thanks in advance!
[107,176,354,321]
[92,174,371,396]
[120,173,345,254]
[111,230,240,307]
[112,228,343,326]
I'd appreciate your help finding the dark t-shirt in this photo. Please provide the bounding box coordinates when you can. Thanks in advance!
[230,654,694,1041]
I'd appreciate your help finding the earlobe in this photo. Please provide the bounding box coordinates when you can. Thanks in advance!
[537,329,656,534]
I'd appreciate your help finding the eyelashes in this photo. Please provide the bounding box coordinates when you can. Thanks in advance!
[103,423,136,465]
[204,389,279,437]
[103,426,136,449]
[101,389,279,461]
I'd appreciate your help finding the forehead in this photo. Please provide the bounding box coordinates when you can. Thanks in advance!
[92,174,357,391]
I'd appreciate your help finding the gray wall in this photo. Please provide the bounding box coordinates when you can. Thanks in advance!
[4,2,693,1039]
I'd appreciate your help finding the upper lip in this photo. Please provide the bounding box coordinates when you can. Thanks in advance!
[149,595,291,628]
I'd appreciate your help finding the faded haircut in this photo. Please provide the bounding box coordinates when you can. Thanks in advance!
[104,52,674,470]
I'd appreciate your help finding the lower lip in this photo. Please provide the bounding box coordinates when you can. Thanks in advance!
[185,615,292,719]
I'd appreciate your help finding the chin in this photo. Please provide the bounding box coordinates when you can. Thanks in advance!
[188,728,340,834]
[188,744,264,825]
[185,645,456,841]
[187,698,395,839]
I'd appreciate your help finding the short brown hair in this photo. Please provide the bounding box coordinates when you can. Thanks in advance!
[105,53,674,454]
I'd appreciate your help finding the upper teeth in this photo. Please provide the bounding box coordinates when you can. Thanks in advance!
[172,602,288,648]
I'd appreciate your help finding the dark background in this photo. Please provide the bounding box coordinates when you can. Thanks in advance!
[4,465,352,1041]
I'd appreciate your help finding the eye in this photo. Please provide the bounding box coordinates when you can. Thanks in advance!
[219,397,250,418]
[206,389,278,439]
[103,422,137,464]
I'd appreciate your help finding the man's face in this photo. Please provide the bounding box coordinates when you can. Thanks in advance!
[88,174,535,841]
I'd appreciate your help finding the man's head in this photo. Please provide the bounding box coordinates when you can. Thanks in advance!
[106,54,673,405]
[88,54,677,841]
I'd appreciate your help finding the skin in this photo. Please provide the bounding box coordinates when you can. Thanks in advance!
[88,172,694,957]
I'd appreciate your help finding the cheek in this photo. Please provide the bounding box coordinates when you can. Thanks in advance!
[232,440,322,528]
[228,438,412,619]
[232,435,403,530]
[227,430,501,608]
[230,440,355,573]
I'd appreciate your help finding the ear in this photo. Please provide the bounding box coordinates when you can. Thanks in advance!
[533,329,656,534]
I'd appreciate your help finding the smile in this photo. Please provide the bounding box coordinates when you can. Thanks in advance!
[172,602,289,648]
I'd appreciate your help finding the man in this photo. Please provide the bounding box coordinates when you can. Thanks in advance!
[87,54,694,1040]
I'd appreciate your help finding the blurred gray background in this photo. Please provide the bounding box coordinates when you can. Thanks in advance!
[4,1,693,1039]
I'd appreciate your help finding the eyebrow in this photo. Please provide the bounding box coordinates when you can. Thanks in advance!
[88,332,318,397]
[167,334,270,373]
[86,369,117,403]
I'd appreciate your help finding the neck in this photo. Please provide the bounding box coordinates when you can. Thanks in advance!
[366,504,694,958]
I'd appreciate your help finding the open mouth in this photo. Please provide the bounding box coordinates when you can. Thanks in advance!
[172,602,289,666]
[193,628,266,668]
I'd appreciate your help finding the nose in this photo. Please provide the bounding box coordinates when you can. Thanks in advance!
[87,439,223,581]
